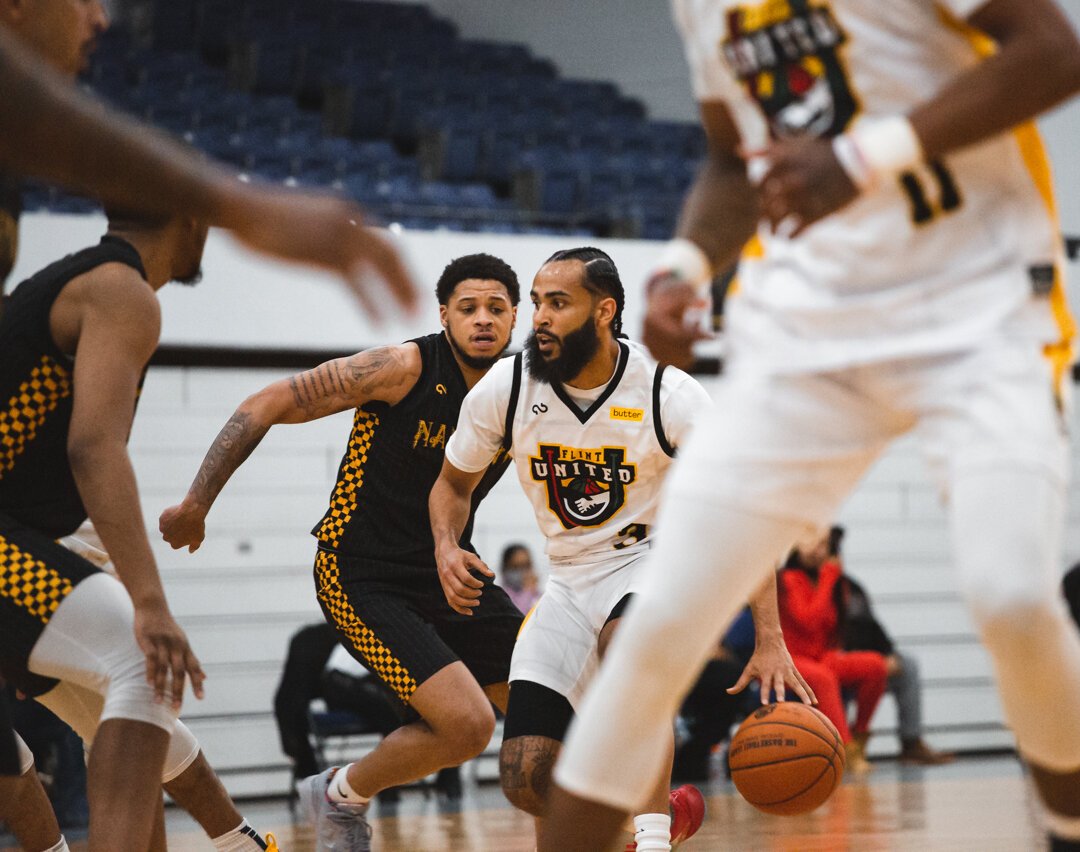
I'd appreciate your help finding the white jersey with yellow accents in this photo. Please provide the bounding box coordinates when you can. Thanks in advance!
[445,340,711,571]
[673,0,1072,373]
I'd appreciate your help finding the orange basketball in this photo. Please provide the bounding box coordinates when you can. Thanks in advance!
[728,702,845,816]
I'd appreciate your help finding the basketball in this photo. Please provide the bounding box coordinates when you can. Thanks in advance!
[728,702,845,816]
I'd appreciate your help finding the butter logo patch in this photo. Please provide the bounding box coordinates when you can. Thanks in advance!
[610,407,644,422]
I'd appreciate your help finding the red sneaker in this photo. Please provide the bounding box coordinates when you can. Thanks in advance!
[624,785,706,850]
[670,784,705,846]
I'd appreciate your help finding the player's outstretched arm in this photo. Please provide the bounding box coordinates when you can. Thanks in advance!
[727,572,816,707]
[644,102,758,369]
[67,266,204,710]
[430,459,494,616]
[160,344,421,552]
[0,28,417,314]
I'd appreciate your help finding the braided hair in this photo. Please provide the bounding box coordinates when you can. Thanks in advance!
[543,246,625,337]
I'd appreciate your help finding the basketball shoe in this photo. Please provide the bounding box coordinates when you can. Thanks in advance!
[624,784,706,850]
[297,767,373,852]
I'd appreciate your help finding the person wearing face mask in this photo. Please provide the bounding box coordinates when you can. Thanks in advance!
[500,543,542,615]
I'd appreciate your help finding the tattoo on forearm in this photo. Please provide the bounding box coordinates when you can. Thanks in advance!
[192,411,269,505]
[288,346,410,416]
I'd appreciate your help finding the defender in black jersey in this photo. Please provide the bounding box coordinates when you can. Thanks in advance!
[0,208,210,851]
[161,254,523,844]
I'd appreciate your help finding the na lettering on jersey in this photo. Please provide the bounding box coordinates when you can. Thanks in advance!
[529,444,637,529]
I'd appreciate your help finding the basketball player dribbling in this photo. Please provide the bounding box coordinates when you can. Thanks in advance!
[431,247,813,851]
[540,2,1080,850]
[160,255,526,851]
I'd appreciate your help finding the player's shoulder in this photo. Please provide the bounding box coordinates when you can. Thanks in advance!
[71,261,159,323]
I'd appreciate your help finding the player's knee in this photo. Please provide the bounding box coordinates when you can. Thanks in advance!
[968,591,1060,656]
[441,702,496,763]
[161,720,201,783]
[499,736,557,816]
[101,651,176,734]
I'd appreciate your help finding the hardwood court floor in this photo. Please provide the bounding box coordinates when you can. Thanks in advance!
[48,755,1047,851]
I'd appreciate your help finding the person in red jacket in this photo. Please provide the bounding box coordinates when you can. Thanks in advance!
[778,529,887,773]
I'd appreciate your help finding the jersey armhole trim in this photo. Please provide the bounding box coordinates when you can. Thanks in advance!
[652,363,675,458]
[502,352,522,451]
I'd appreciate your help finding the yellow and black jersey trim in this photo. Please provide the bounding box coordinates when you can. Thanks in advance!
[316,410,379,548]
[0,356,72,477]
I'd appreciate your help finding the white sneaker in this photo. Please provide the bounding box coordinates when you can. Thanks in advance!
[297,767,372,851]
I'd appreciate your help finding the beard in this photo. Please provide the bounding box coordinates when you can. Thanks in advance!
[445,326,509,371]
[525,316,600,385]
[173,267,203,287]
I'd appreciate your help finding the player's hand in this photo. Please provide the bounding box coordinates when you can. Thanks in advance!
[435,545,494,616]
[756,136,859,238]
[642,276,709,370]
[728,636,817,706]
[133,601,205,710]
[159,501,207,553]
[222,185,418,320]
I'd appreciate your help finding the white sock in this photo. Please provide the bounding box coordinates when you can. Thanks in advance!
[211,819,269,851]
[633,812,672,852]
[43,838,69,852]
[328,763,370,806]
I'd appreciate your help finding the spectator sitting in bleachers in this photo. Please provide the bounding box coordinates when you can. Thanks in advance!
[499,543,542,615]
[830,525,954,766]
[779,529,888,774]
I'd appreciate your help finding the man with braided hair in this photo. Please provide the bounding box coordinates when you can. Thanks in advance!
[431,247,812,851]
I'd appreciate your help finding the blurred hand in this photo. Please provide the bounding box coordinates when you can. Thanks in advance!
[435,545,494,616]
[757,136,859,238]
[133,602,205,710]
[642,276,709,370]
[159,501,207,553]
[223,186,419,319]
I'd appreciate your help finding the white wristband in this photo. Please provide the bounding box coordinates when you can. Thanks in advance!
[651,238,713,295]
[832,115,924,191]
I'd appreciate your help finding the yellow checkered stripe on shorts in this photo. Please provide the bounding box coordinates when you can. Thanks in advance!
[0,534,74,623]
[315,549,417,702]
[0,355,72,476]
[316,410,378,549]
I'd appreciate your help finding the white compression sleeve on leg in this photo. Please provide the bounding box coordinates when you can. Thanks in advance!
[952,467,1080,771]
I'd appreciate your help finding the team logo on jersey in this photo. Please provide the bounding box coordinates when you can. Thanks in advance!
[530,444,636,529]
[722,0,856,139]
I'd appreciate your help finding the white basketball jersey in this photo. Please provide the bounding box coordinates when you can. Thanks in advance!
[672,0,1073,373]
[446,341,711,568]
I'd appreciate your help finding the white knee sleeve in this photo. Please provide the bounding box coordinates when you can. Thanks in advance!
[28,573,176,734]
[952,468,1080,771]
[38,681,198,783]
[15,732,34,775]
[161,720,200,783]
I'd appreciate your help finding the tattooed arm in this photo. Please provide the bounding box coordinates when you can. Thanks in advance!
[159,342,421,552]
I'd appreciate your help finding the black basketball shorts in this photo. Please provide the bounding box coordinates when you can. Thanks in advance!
[313,548,523,705]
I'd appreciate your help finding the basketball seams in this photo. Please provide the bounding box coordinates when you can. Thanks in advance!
[729,708,845,814]
[731,718,840,754]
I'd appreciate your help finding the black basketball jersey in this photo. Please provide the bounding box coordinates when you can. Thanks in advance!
[0,236,147,538]
[312,332,513,569]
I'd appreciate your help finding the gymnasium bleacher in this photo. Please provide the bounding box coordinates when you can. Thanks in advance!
[27,0,705,239]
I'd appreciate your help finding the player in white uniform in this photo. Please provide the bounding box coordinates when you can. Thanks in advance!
[430,247,812,851]
[540,1,1080,850]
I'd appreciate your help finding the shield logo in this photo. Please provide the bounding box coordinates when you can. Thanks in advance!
[722,0,856,139]
[530,444,637,529]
